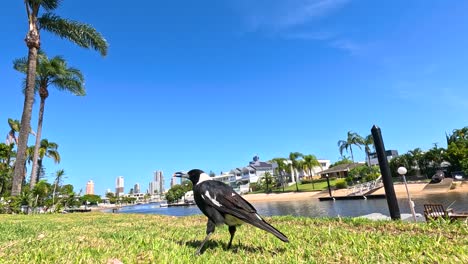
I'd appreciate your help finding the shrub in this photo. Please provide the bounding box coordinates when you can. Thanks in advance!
[335,179,348,189]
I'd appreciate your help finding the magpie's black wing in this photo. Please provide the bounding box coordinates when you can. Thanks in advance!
[196,181,288,242]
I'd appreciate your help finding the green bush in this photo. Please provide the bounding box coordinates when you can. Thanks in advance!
[335,179,348,189]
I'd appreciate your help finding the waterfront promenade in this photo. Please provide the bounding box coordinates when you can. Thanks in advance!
[241,181,468,203]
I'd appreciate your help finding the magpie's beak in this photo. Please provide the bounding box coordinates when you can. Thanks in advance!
[173,171,188,178]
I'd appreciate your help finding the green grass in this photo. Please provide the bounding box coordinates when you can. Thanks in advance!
[0,213,467,263]
[250,180,336,194]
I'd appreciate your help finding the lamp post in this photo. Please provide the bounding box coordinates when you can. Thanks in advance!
[325,174,332,197]
[398,166,417,222]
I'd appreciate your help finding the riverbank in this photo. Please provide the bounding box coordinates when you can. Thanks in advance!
[0,213,466,263]
[242,181,468,203]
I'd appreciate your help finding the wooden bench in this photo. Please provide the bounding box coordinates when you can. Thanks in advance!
[423,204,453,221]
[423,204,468,222]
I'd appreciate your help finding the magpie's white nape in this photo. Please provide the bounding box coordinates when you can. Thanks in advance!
[174,169,289,255]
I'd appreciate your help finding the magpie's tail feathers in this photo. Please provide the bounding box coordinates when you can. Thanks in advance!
[248,215,289,242]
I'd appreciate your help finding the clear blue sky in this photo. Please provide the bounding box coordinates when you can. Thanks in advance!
[1,0,467,196]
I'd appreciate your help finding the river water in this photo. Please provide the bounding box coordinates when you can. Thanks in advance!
[111,192,468,218]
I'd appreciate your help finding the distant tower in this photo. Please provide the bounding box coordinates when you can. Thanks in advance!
[115,176,124,196]
[170,177,178,188]
[86,180,94,195]
[153,170,165,194]
[134,183,140,194]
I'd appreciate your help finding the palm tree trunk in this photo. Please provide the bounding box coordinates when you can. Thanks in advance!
[350,147,354,162]
[30,96,46,190]
[52,179,58,206]
[12,38,40,196]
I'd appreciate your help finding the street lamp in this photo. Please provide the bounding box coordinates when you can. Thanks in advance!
[325,174,333,197]
[398,166,417,222]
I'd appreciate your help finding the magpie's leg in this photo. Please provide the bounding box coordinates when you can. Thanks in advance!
[227,226,236,249]
[196,219,216,255]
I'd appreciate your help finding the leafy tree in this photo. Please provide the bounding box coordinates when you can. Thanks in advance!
[209,171,216,177]
[389,153,412,177]
[14,53,84,189]
[338,131,363,162]
[270,157,287,192]
[261,172,275,193]
[80,194,102,205]
[348,165,381,184]
[329,157,353,168]
[0,143,15,196]
[105,192,117,204]
[32,180,51,207]
[166,181,193,203]
[60,184,74,196]
[13,0,108,196]
[445,127,468,174]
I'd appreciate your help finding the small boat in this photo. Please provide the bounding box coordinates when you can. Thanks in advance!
[160,203,168,207]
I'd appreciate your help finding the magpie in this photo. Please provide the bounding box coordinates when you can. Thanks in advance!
[174,169,289,255]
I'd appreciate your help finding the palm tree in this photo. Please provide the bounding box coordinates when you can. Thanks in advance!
[270,157,287,192]
[52,169,65,206]
[14,53,85,189]
[302,154,320,189]
[446,127,468,144]
[6,119,20,146]
[263,172,274,193]
[289,152,303,192]
[27,139,60,184]
[363,134,374,166]
[12,0,108,196]
[337,131,363,162]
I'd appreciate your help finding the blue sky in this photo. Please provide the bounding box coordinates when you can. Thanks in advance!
[1,0,467,196]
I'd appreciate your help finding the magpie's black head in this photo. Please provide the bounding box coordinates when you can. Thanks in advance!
[174,169,205,185]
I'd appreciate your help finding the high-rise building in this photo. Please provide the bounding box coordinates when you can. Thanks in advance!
[153,170,165,194]
[115,176,124,196]
[86,180,94,195]
[134,183,140,194]
[148,181,157,194]
[170,177,178,188]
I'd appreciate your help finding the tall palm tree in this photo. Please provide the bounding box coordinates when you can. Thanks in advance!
[363,134,374,166]
[14,53,84,189]
[289,152,303,192]
[12,0,108,196]
[27,139,60,184]
[52,169,65,206]
[302,154,320,189]
[270,157,287,192]
[337,131,363,162]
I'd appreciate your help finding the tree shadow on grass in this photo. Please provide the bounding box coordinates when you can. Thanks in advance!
[177,239,286,255]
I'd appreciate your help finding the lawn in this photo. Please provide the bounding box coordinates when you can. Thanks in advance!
[250,179,337,193]
[0,213,467,263]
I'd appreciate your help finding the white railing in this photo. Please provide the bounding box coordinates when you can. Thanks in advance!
[347,176,383,196]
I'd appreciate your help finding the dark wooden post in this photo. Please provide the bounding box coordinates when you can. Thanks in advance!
[371,125,401,220]
[325,174,333,197]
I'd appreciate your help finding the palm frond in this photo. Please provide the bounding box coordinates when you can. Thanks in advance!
[39,13,108,56]
[32,0,61,12]
[12,57,29,74]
